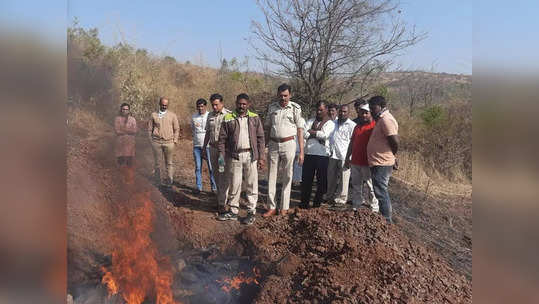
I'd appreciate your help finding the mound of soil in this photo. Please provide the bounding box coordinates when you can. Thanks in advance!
[239,209,471,303]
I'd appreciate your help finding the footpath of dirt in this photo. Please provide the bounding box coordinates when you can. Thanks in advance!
[67,110,471,303]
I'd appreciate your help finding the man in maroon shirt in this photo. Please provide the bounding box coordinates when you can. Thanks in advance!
[344,103,379,212]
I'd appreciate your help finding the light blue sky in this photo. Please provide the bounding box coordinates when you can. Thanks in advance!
[2,1,484,75]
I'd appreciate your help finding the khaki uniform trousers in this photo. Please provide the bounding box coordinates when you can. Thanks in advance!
[151,141,175,183]
[350,165,379,212]
[228,151,258,214]
[326,158,351,204]
[267,140,296,210]
[209,147,229,209]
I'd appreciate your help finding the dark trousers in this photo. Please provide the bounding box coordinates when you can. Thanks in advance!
[370,165,393,223]
[301,154,329,208]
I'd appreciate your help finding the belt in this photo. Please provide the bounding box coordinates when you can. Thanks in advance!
[270,136,295,143]
[237,148,251,153]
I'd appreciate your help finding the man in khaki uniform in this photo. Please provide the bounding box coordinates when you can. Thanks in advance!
[202,93,231,214]
[263,83,304,217]
[148,97,180,186]
[217,93,265,225]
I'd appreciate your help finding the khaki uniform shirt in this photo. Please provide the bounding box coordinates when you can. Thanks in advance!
[237,116,251,149]
[206,108,231,146]
[265,101,304,139]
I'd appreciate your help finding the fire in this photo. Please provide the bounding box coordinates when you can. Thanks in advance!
[101,191,179,304]
[217,267,260,293]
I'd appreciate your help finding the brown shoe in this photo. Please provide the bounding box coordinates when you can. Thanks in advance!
[262,209,277,218]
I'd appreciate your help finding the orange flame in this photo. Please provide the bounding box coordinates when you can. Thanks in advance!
[101,192,179,304]
[217,267,260,293]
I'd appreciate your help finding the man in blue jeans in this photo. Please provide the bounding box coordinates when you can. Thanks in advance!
[191,98,217,194]
[366,96,399,223]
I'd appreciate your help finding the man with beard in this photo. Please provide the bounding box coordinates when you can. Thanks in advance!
[344,103,379,213]
[300,101,335,209]
[217,94,265,225]
[326,104,356,209]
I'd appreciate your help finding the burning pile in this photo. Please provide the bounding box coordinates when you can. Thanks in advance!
[217,267,260,293]
[101,191,178,304]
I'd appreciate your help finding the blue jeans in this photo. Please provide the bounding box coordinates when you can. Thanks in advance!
[193,147,217,191]
[370,166,393,223]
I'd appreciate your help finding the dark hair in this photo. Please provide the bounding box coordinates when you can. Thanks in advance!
[209,93,223,102]
[368,95,386,108]
[196,98,207,106]
[339,104,349,111]
[120,103,130,109]
[277,83,291,94]
[236,93,250,102]
[353,98,367,107]
[316,100,328,109]
[328,103,338,110]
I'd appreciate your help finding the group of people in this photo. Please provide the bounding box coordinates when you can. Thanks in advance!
[113,83,399,225]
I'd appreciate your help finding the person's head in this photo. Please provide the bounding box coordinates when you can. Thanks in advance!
[328,103,338,120]
[368,95,387,117]
[315,100,328,120]
[159,97,169,112]
[209,93,224,113]
[277,83,291,107]
[119,103,130,117]
[196,98,207,114]
[236,93,250,115]
[353,98,367,115]
[357,103,372,124]
[337,104,349,122]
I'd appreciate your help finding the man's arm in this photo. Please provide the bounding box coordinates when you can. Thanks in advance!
[172,114,180,144]
[387,134,399,169]
[387,135,399,155]
[297,127,304,165]
[147,116,154,140]
[256,117,266,169]
[316,121,334,141]
[202,115,211,151]
[217,121,228,158]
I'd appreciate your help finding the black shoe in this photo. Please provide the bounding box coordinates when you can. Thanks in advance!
[193,189,201,194]
[217,212,237,221]
[243,212,255,225]
[298,204,309,209]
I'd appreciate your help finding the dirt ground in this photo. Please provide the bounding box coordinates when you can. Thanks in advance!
[67,112,471,303]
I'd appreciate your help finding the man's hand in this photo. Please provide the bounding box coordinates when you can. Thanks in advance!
[201,146,207,159]
[258,159,266,170]
[344,159,350,169]
[297,153,304,166]
[308,129,317,136]
[393,158,399,170]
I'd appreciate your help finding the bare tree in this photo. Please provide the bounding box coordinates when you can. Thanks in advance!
[250,0,424,106]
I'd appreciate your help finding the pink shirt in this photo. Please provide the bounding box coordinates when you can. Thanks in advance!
[367,111,398,166]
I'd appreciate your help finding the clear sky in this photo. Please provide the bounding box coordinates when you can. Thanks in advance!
[2,1,478,75]
[63,0,473,74]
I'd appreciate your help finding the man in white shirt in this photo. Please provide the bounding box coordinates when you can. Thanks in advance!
[300,101,335,209]
[191,98,217,194]
[326,105,356,209]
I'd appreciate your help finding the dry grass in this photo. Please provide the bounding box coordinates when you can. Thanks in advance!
[393,151,472,198]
